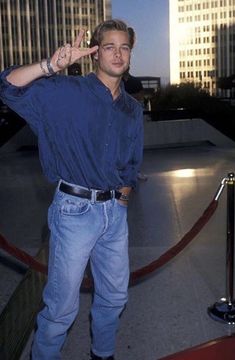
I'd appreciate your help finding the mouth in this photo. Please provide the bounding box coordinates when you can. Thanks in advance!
[112,62,124,67]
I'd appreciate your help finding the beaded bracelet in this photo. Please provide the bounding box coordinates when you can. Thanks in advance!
[39,59,49,76]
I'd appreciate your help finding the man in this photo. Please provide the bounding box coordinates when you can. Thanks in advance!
[0,19,143,360]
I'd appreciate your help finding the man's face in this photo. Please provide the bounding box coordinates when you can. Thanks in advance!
[96,30,131,78]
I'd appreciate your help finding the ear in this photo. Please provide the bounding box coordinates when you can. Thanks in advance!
[93,51,99,60]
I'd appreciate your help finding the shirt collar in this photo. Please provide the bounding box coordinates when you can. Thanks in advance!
[86,72,126,104]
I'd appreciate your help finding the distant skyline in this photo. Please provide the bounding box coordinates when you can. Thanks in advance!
[112,0,170,84]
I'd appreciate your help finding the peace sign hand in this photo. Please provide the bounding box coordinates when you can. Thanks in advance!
[50,29,98,73]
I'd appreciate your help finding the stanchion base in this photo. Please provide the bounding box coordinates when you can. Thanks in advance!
[208,299,235,324]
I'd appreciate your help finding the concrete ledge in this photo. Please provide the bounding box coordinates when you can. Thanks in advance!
[0,125,37,153]
[0,246,48,360]
[144,118,235,148]
[2,118,234,154]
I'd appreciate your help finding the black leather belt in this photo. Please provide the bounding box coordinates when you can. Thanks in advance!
[59,182,121,202]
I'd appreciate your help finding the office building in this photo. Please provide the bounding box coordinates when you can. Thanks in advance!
[0,0,111,75]
[170,0,235,97]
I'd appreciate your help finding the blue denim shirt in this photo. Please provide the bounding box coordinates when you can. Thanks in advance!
[0,69,143,190]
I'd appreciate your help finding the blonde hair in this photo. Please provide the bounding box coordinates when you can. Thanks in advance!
[90,19,135,60]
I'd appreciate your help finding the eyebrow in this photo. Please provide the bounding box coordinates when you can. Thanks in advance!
[102,42,131,47]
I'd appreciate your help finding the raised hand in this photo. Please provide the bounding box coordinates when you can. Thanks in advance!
[50,29,98,72]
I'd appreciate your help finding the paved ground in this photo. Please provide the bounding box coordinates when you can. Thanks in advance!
[1,135,235,359]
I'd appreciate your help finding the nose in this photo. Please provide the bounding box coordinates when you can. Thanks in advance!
[114,47,122,57]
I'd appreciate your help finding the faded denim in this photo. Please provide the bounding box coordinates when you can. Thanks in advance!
[31,185,129,359]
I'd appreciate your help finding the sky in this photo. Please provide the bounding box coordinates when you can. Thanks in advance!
[112,0,170,84]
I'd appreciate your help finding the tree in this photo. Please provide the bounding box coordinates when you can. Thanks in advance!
[151,83,209,112]
[150,82,235,141]
[218,75,235,90]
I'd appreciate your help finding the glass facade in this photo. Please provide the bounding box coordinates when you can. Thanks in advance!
[170,0,235,97]
[0,0,111,74]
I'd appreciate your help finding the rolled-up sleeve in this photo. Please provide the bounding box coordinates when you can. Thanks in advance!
[0,66,52,134]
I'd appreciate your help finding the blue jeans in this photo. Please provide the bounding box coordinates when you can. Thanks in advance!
[31,184,129,359]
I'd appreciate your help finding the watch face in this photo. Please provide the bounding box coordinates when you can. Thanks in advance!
[120,194,129,201]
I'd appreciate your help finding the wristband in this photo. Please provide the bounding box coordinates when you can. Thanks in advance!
[46,57,56,75]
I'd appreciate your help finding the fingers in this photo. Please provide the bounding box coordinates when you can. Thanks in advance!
[56,44,71,68]
[82,45,99,56]
[50,33,99,72]
[73,29,98,55]
[65,44,72,61]
[71,26,99,55]
[72,45,98,62]
[69,43,98,63]
[73,29,85,48]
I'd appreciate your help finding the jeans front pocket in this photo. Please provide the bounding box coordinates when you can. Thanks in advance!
[60,196,91,216]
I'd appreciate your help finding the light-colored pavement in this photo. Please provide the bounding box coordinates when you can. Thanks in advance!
[1,133,235,359]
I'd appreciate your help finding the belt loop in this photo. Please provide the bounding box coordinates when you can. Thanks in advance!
[91,189,96,204]
[57,179,62,191]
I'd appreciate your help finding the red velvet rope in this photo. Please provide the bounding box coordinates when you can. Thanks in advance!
[0,199,218,289]
[0,232,47,275]
[129,199,218,285]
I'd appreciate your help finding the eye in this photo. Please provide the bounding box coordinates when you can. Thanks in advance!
[121,45,131,52]
[103,45,115,52]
